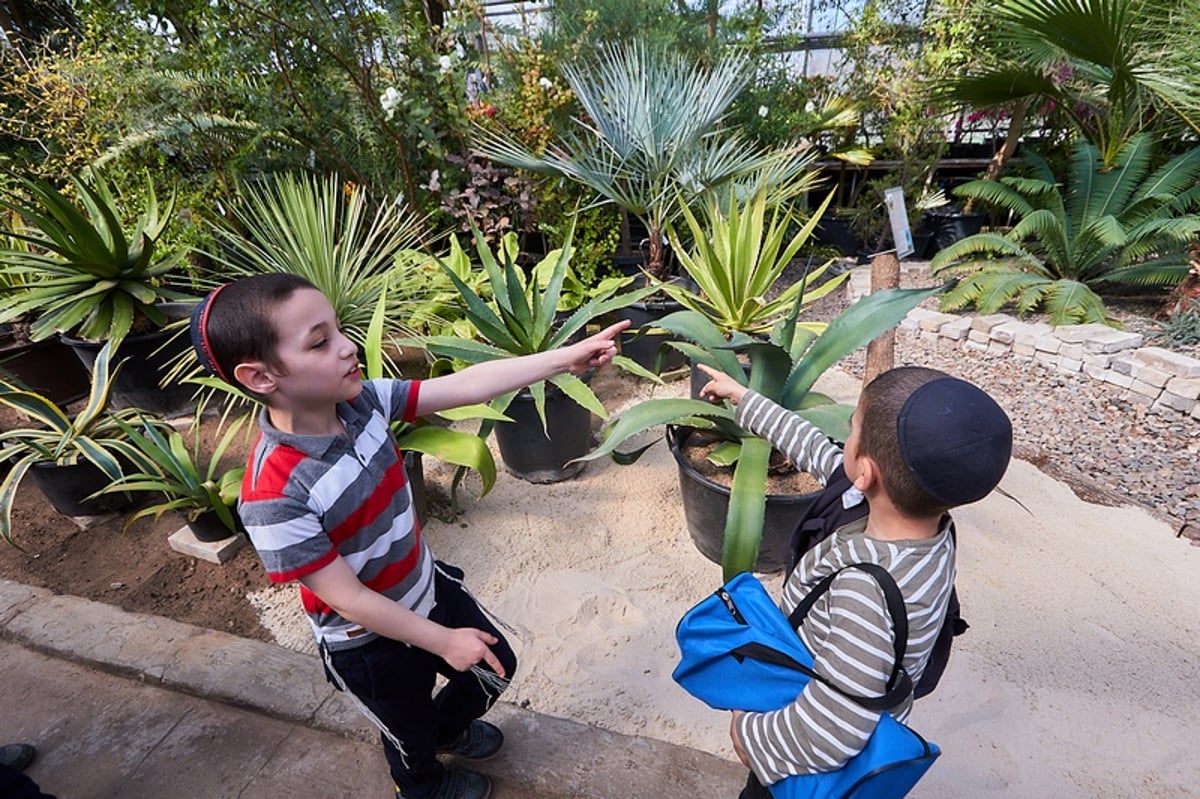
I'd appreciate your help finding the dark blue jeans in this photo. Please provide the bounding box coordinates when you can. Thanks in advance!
[0,763,55,799]
[325,563,516,798]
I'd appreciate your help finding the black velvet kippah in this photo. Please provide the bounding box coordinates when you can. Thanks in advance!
[189,285,231,383]
[896,377,1013,506]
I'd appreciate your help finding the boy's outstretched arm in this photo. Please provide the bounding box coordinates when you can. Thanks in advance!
[415,320,630,416]
[299,556,506,676]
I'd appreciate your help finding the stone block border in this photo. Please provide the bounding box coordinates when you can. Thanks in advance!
[901,308,1200,420]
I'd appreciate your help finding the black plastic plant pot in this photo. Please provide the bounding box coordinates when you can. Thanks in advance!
[667,425,820,574]
[493,385,592,484]
[29,460,132,518]
[612,296,688,373]
[403,450,428,528]
[0,333,91,406]
[62,327,197,418]
[924,209,987,256]
[186,508,244,543]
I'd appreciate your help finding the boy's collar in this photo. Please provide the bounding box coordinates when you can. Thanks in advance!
[258,404,353,458]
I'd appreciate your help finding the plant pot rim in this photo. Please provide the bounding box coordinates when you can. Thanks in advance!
[666,424,823,502]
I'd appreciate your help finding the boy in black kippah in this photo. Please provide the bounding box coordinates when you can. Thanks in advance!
[697,364,1012,798]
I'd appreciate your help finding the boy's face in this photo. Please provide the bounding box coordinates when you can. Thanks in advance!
[262,287,362,408]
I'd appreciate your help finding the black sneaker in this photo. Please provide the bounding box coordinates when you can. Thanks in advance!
[436,720,503,760]
[396,769,493,799]
[0,743,35,772]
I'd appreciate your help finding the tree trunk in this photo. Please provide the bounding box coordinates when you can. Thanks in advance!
[964,97,1031,214]
[864,251,900,386]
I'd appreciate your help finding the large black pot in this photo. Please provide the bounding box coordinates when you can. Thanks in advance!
[186,508,245,543]
[493,383,592,484]
[28,459,131,518]
[924,209,987,256]
[63,326,196,417]
[667,425,820,574]
[0,332,91,406]
[613,296,689,372]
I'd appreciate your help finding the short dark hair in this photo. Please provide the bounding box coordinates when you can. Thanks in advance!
[857,366,952,517]
[202,273,318,398]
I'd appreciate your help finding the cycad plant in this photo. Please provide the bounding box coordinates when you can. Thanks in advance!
[931,134,1200,325]
[473,40,821,281]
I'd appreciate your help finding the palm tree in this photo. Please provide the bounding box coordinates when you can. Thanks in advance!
[941,0,1200,187]
[472,40,820,282]
[931,133,1200,325]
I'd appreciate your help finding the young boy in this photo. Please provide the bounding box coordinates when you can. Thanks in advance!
[696,364,1012,798]
[190,273,629,799]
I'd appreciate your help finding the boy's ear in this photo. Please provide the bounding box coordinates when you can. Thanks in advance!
[853,455,881,494]
[233,361,277,396]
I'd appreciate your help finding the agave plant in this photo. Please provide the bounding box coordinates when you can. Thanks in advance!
[413,218,659,428]
[663,184,845,336]
[0,169,193,348]
[578,284,943,579]
[931,134,1200,325]
[473,40,822,281]
[0,340,162,545]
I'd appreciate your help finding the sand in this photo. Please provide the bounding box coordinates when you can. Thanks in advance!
[247,368,1200,798]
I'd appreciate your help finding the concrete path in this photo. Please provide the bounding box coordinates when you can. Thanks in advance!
[0,579,744,799]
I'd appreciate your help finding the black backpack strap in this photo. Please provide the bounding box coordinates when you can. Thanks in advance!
[786,562,913,711]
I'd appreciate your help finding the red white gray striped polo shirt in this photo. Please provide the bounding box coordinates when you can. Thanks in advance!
[238,379,431,650]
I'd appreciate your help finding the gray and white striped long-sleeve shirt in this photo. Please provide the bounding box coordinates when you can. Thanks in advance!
[733,391,956,785]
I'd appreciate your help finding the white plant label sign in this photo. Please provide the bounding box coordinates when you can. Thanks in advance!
[884,187,914,258]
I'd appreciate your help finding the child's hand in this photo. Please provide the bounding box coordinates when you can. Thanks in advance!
[697,364,747,405]
[730,710,751,768]
[562,320,631,375]
[440,627,507,677]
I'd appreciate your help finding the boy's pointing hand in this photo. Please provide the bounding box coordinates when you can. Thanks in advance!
[564,319,631,374]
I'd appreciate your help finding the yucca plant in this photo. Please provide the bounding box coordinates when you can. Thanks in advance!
[0,340,162,545]
[931,134,1200,325]
[205,172,429,362]
[578,283,943,579]
[99,415,249,535]
[0,169,193,348]
[663,185,845,336]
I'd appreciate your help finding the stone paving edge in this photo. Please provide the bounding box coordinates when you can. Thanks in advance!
[0,578,745,799]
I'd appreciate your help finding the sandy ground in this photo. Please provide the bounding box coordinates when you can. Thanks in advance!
[248,368,1200,798]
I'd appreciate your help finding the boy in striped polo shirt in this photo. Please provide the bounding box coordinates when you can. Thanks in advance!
[696,364,1011,798]
[191,273,629,799]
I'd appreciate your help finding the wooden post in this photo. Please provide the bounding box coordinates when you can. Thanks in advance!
[863,250,900,387]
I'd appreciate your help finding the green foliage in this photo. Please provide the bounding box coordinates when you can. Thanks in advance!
[415,219,658,427]
[206,172,429,359]
[101,415,250,534]
[1152,308,1200,347]
[932,134,1200,325]
[473,40,822,281]
[0,340,163,545]
[0,168,194,347]
[578,284,944,579]
[664,185,847,335]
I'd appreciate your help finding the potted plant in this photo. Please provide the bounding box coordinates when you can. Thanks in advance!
[98,415,250,542]
[472,41,820,368]
[577,283,942,578]
[0,168,199,414]
[931,134,1200,326]
[413,220,658,483]
[0,340,163,546]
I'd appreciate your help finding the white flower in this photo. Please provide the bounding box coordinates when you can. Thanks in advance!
[380,87,402,120]
[539,76,553,90]
[758,105,769,118]
[805,100,816,114]
[439,55,453,74]
[455,42,466,59]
